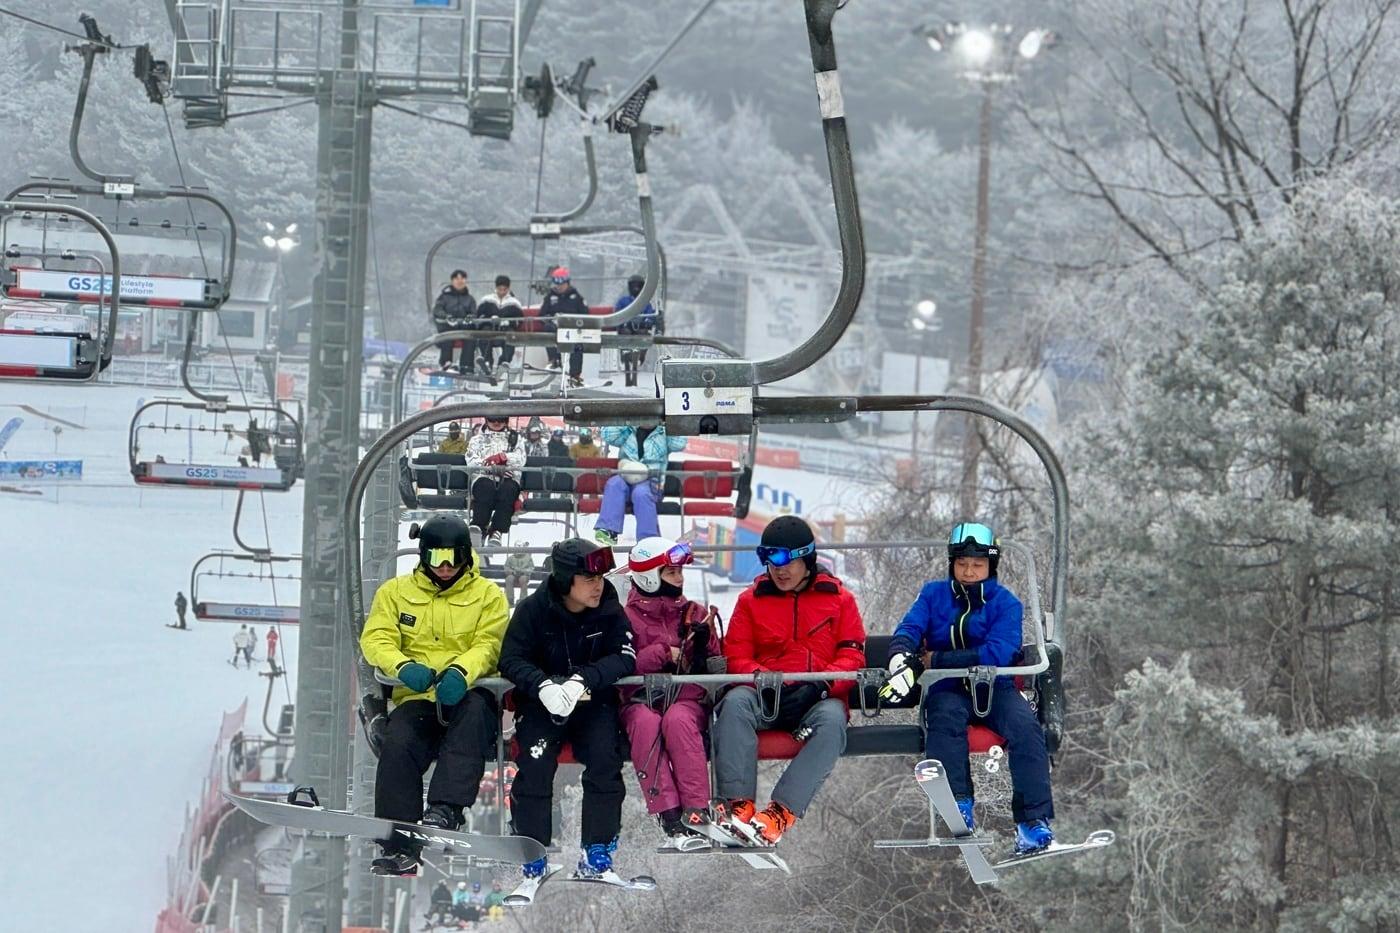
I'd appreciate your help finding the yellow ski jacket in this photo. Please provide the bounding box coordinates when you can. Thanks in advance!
[360,564,509,705]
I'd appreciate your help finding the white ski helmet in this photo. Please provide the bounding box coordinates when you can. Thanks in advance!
[627,536,693,593]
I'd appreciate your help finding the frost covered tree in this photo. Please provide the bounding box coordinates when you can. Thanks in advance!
[1058,181,1400,929]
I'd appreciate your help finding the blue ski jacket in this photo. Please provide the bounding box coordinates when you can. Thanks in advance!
[888,577,1024,691]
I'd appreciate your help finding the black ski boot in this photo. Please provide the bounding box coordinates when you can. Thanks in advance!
[422,803,464,832]
[371,846,421,876]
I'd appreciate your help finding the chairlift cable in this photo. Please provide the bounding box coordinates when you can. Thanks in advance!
[223,98,317,122]
[600,0,720,123]
[368,192,392,347]
[0,6,129,49]
[378,100,473,133]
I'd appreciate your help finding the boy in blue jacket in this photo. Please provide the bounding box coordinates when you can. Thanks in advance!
[883,522,1054,853]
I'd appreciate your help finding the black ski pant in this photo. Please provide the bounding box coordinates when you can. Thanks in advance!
[434,321,458,368]
[923,684,1054,822]
[375,691,499,837]
[510,698,626,847]
[470,476,520,534]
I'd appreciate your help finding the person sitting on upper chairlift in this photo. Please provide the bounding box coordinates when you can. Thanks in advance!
[592,423,686,546]
[614,273,660,388]
[539,266,588,386]
[437,421,468,455]
[476,274,524,374]
[431,269,477,373]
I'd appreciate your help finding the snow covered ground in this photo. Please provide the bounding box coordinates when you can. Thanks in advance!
[0,381,301,933]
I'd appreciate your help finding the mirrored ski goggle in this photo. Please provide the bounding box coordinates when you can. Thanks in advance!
[949,522,995,548]
[579,547,617,576]
[427,547,463,567]
[756,542,816,567]
[628,542,694,574]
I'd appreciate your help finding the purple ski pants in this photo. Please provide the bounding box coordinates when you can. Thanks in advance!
[596,475,660,538]
[619,698,710,813]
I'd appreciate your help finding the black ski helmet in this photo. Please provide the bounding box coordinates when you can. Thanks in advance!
[760,515,818,572]
[947,521,1000,577]
[548,537,616,591]
[411,514,474,587]
[627,273,645,296]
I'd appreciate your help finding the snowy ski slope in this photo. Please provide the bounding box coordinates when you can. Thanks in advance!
[1,382,302,932]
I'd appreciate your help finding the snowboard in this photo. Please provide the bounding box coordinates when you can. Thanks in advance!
[993,829,1116,870]
[223,792,546,866]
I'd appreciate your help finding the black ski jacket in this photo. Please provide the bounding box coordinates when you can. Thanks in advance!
[539,286,589,318]
[432,286,477,328]
[498,580,636,705]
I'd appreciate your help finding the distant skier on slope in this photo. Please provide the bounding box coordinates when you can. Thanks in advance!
[174,592,188,629]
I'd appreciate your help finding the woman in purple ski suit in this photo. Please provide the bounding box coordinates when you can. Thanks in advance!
[619,536,718,847]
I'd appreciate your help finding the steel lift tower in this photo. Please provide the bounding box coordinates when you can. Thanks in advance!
[162,1,541,928]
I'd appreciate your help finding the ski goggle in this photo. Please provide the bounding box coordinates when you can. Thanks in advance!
[629,542,694,574]
[949,522,996,548]
[756,541,816,567]
[577,547,617,576]
[426,547,464,567]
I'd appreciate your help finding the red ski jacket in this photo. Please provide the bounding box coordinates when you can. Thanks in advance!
[724,571,867,700]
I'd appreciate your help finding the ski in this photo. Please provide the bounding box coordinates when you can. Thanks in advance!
[224,792,546,867]
[651,819,791,873]
[992,830,1116,870]
[503,864,562,906]
[561,870,657,891]
[896,759,1000,885]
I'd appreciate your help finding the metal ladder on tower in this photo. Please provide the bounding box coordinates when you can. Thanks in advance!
[168,0,227,127]
[467,0,519,139]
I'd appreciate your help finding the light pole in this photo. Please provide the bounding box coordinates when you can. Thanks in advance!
[919,21,1054,518]
[909,298,937,469]
[260,221,300,349]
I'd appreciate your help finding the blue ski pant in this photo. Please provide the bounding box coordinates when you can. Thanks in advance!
[596,476,660,539]
[923,684,1054,822]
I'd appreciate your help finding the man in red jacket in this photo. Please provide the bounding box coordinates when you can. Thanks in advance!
[711,516,866,846]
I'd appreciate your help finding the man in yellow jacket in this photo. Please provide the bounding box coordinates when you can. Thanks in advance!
[360,513,509,875]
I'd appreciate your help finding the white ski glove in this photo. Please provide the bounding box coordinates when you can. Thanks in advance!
[537,678,572,718]
[558,674,589,715]
[882,652,916,702]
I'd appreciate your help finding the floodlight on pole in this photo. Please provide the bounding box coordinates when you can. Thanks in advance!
[916,298,937,319]
[261,235,277,249]
[916,18,1054,516]
[958,29,994,66]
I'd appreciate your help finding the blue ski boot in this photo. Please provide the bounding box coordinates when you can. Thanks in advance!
[955,798,976,833]
[1015,819,1054,854]
[576,842,613,879]
[521,856,548,879]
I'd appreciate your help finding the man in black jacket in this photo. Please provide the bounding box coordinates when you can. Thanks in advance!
[539,267,588,385]
[499,538,636,882]
[431,269,477,371]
